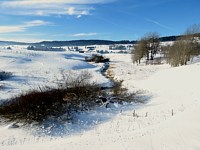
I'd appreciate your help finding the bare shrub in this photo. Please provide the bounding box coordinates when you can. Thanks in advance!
[0,70,138,125]
[110,78,136,103]
[0,88,67,124]
[58,70,101,102]
[106,65,137,103]
[0,71,102,124]
[111,79,126,96]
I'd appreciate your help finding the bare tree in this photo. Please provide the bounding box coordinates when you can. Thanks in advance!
[145,32,160,60]
[132,32,160,65]
[184,24,200,36]
[165,24,200,67]
[184,24,200,55]
[166,39,191,67]
[132,38,148,64]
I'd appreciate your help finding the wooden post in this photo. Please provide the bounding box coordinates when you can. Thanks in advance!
[133,110,136,117]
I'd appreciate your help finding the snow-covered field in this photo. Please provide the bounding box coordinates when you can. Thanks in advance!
[0,46,200,150]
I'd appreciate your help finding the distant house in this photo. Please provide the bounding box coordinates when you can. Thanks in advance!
[68,46,81,51]
[27,46,35,50]
[86,46,96,51]
[109,45,127,50]
[27,45,65,51]
[97,50,109,54]
[127,45,133,50]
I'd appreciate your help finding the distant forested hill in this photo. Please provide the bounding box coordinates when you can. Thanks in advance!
[33,36,181,47]
[34,40,136,47]
[0,35,182,46]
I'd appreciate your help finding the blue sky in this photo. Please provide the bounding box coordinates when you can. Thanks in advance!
[0,0,199,42]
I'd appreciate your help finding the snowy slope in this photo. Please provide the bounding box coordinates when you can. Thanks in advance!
[105,54,200,150]
[0,48,109,99]
[1,49,200,150]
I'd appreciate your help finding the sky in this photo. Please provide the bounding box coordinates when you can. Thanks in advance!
[0,0,199,42]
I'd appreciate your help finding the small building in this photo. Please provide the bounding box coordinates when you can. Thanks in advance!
[87,46,96,51]
[27,45,65,51]
[109,45,127,50]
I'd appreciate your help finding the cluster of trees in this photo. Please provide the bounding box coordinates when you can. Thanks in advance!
[132,24,200,67]
[85,54,110,63]
[132,32,160,64]
[164,24,200,67]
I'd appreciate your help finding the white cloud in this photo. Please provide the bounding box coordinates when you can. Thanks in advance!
[1,0,114,6]
[23,20,51,27]
[0,0,115,17]
[77,15,82,18]
[0,37,47,43]
[0,26,25,33]
[67,7,75,15]
[72,32,97,37]
[66,7,90,18]
[0,20,51,33]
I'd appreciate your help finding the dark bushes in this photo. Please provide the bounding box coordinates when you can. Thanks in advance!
[0,71,102,124]
[85,54,110,63]
[0,70,137,125]
[0,89,67,123]
[0,71,12,81]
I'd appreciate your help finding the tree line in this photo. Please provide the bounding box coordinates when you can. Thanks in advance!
[132,24,200,67]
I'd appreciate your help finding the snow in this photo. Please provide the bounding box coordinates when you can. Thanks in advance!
[1,46,200,149]
[0,47,109,99]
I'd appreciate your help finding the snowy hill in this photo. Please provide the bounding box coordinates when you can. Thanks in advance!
[108,54,200,149]
[0,48,200,149]
[0,47,109,99]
